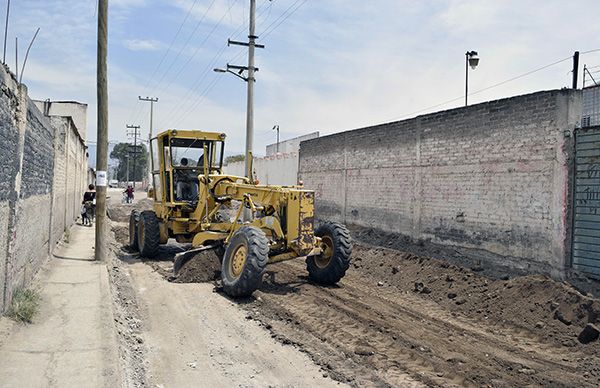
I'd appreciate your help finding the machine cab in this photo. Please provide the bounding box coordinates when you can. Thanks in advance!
[150,130,226,204]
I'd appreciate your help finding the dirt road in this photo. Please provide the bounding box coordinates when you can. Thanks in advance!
[107,189,341,387]
[108,192,599,387]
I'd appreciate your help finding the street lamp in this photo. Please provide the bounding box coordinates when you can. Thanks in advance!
[465,50,479,106]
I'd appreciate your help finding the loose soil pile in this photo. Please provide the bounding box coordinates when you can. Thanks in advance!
[170,250,221,284]
[109,198,153,223]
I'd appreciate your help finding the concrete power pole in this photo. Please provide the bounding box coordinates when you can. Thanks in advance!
[139,96,158,189]
[126,124,141,185]
[215,0,263,179]
[245,0,257,179]
[95,0,108,261]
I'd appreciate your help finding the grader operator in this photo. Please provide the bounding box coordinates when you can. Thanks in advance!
[129,129,352,297]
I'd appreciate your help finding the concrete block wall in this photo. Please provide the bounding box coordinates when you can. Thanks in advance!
[0,65,87,312]
[299,89,582,278]
[225,152,300,186]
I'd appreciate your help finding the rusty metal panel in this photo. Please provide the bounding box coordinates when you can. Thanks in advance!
[573,125,600,277]
[298,191,315,254]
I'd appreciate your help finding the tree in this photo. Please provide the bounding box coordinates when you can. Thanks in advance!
[224,154,244,165]
[110,142,148,182]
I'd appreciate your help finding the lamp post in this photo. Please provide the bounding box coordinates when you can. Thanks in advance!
[465,50,479,106]
[273,125,280,153]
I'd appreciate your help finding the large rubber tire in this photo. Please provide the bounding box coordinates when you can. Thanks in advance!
[221,226,269,297]
[137,210,160,258]
[129,210,140,251]
[306,222,352,285]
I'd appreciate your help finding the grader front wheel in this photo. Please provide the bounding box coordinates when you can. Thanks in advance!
[306,222,352,285]
[221,226,269,297]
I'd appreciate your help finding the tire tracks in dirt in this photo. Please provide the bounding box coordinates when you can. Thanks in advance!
[242,260,596,387]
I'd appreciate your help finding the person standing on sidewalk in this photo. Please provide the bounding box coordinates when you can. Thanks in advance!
[81,184,96,225]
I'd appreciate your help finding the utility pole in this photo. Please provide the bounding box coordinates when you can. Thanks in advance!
[572,51,580,89]
[273,125,280,153]
[95,0,108,261]
[3,0,10,64]
[126,124,141,185]
[214,0,263,179]
[125,155,130,184]
[138,96,158,189]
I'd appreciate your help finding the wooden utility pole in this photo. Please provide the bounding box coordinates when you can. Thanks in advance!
[95,0,108,261]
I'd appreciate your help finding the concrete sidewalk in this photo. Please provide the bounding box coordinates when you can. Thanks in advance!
[0,224,121,387]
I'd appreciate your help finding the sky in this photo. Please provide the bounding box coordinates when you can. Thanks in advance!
[6,0,600,156]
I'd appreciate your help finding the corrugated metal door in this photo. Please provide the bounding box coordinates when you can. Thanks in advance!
[573,125,600,277]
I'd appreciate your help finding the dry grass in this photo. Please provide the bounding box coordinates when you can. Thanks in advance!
[6,288,40,324]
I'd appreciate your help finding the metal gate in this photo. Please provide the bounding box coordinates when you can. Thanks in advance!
[573,125,600,277]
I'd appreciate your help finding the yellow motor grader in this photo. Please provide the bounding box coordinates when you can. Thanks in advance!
[128,129,352,297]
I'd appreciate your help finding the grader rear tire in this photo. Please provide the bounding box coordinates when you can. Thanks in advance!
[221,226,269,297]
[306,222,352,285]
[129,210,140,251]
[137,211,160,258]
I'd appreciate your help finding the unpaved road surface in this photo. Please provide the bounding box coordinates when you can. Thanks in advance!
[109,193,600,387]
[107,190,341,387]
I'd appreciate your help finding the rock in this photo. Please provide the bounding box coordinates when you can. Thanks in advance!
[500,274,510,281]
[377,281,384,287]
[562,339,577,347]
[354,346,375,356]
[553,308,573,326]
[578,323,600,344]
[534,322,544,329]
[447,292,457,299]
[446,355,467,364]
[391,266,401,274]
[518,368,535,375]
[455,298,467,305]
[445,275,454,282]
[187,362,197,369]
[471,266,484,272]
[414,282,424,292]
[420,286,432,294]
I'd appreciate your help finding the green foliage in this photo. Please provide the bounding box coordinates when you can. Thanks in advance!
[224,154,244,165]
[6,288,40,324]
[110,142,148,182]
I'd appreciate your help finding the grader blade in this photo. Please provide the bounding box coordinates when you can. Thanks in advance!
[173,245,218,276]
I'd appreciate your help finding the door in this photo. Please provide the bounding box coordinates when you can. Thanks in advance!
[572,125,600,277]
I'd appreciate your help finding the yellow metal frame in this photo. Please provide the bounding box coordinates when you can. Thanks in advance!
[150,129,321,264]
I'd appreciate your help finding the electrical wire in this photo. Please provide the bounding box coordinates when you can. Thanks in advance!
[125,0,200,124]
[383,54,575,123]
[167,0,306,127]
[160,1,274,126]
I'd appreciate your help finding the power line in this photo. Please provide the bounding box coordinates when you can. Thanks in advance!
[167,0,307,127]
[152,0,236,101]
[125,0,200,124]
[145,0,218,97]
[383,54,576,123]
[161,1,274,126]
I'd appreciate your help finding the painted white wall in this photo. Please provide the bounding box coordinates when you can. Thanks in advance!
[225,152,299,186]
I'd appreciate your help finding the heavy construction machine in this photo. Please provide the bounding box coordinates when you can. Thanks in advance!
[128,129,352,297]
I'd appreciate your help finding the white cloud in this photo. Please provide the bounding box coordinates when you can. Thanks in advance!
[124,39,164,51]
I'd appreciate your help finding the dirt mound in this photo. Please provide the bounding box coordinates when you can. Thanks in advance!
[350,245,600,350]
[171,250,221,283]
[109,198,153,223]
[238,245,600,386]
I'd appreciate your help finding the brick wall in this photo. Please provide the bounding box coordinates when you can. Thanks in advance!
[0,65,87,312]
[299,90,582,278]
